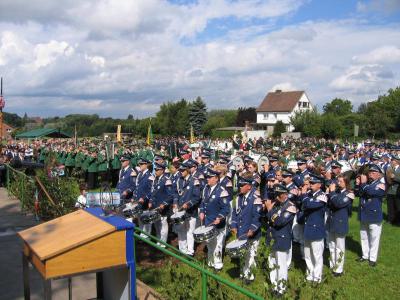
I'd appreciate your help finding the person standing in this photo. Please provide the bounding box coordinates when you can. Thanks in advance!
[265,184,296,296]
[173,160,201,256]
[357,164,386,266]
[386,156,400,224]
[148,162,173,245]
[230,172,263,283]
[327,175,354,276]
[116,156,134,202]
[199,168,230,271]
[300,175,327,283]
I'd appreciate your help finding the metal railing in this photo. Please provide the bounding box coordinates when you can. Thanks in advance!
[133,227,264,300]
[5,164,36,212]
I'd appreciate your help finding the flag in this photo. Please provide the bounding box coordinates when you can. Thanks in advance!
[117,124,122,142]
[190,124,195,144]
[146,119,153,145]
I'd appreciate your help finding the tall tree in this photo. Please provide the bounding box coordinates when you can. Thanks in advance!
[323,98,353,115]
[272,121,286,137]
[236,107,256,126]
[188,96,207,136]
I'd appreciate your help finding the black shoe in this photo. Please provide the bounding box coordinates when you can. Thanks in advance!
[272,291,283,298]
[357,257,367,262]
[244,279,253,285]
[333,272,343,277]
[369,261,377,267]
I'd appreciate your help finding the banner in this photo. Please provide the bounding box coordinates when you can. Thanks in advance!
[146,119,153,145]
[117,124,122,142]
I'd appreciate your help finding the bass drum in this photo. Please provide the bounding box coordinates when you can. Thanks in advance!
[287,160,298,171]
[232,156,244,171]
[257,155,269,173]
[339,160,355,180]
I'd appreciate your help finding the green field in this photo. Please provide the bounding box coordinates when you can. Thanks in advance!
[136,198,400,300]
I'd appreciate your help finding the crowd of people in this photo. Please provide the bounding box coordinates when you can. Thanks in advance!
[2,136,400,296]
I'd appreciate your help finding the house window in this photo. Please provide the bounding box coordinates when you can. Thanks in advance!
[303,102,308,108]
[274,113,277,119]
[263,113,268,119]
[298,102,302,107]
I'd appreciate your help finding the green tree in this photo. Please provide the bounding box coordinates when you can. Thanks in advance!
[290,110,322,137]
[321,114,344,139]
[323,98,353,115]
[127,114,133,120]
[273,120,286,137]
[188,96,207,136]
[156,99,189,136]
[203,110,237,136]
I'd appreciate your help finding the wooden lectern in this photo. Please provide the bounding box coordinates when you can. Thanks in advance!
[18,208,136,300]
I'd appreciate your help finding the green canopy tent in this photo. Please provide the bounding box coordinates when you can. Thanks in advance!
[15,128,72,139]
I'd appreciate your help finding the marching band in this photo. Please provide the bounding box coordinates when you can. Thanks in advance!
[3,138,400,296]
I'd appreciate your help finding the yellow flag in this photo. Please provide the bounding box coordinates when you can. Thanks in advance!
[146,119,153,145]
[117,124,122,142]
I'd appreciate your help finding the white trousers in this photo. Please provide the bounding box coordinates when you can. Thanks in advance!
[328,232,346,273]
[360,222,382,262]
[269,250,290,294]
[176,216,198,255]
[139,219,152,236]
[154,216,169,243]
[206,227,226,270]
[304,239,324,282]
[243,239,260,281]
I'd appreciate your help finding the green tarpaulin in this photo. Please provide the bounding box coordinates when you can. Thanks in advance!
[15,128,72,139]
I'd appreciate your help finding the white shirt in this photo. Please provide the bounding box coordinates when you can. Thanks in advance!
[75,195,87,208]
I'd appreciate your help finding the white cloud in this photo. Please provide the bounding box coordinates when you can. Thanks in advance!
[0,1,399,117]
[330,64,394,93]
[353,46,400,64]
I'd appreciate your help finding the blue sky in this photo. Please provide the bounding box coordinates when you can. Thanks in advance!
[0,0,399,117]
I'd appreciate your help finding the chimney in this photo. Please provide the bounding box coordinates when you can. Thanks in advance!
[275,89,282,93]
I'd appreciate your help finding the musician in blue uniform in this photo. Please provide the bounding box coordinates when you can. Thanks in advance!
[148,162,173,245]
[199,168,230,270]
[295,158,310,182]
[282,169,300,266]
[173,160,202,256]
[299,175,327,283]
[231,172,263,283]
[116,156,135,202]
[135,158,153,236]
[356,164,386,266]
[265,184,297,296]
[327,174,354,276]
[199,150,213,174]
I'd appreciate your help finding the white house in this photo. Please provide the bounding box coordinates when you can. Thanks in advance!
[255,90,313,135]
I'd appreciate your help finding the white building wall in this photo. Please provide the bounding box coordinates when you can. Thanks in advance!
[256,92,313,132]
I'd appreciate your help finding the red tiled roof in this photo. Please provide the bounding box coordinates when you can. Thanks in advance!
[256,90,305,112]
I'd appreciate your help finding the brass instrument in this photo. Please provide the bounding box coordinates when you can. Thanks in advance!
[386,166,394,185]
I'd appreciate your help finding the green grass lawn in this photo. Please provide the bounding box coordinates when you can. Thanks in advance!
[136,198,400,299]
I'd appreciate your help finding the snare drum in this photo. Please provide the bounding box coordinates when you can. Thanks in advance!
[225,239,249,258]
[193,225,217,243]
[170,211,187,225]
[122,203,143,218]
[140,210,161,224]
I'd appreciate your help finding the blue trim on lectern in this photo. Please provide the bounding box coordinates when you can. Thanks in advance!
[126,227,136,300]
[85,207,134,231]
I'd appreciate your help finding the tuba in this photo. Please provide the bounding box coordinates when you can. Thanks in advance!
[257,155,270,173]
[386,166,394,185]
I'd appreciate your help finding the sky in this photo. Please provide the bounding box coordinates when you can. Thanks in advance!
[0,0,399,118]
